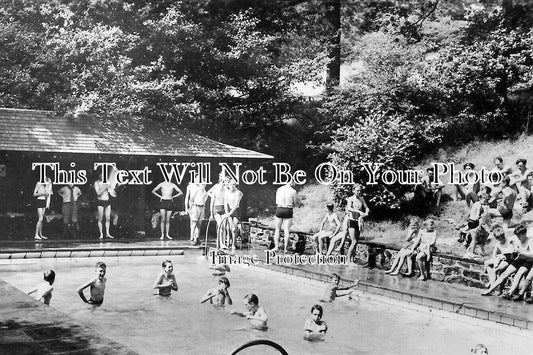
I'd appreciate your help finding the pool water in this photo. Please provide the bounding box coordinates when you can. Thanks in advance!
[1,254,532,355]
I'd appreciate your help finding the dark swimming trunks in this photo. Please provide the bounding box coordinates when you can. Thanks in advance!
[347,219,358,229]
[88,298,103,305]
[96,199,110,208]
[467,219,479,230]
[511,258,533,270]
[498,206,513,220]
[227,207,240,217]
[159,199,173,210]
[214,205,225,215]
[275,207,293,219]
[35,199,46,209]
[347,220,361,239]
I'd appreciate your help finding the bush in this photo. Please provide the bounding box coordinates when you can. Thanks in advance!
[327,110,418,214]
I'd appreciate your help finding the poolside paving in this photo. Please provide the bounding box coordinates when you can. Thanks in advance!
[0,280,138,355]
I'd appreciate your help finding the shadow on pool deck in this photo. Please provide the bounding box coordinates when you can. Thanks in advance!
[0,280,138,355]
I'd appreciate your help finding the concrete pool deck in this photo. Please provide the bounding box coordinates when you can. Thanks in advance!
[0,280,137,354]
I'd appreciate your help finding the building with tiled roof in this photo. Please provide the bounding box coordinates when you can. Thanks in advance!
[0,108,272,159]
[0,108,272,240]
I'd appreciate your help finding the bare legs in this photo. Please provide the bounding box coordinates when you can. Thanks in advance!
[34,207,46,239]
[214,214,224,249]
[159,209,173,240]
[273,217,292,252]
[227,216,238,249]
[416,252,429,280]
[386,249,412,275]
[482,265,517,295]
[97,205,113,239]
[346,227,358,265]
[326,229,347,257]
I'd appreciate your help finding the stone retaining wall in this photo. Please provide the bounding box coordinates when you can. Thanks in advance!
[249,223,489,289]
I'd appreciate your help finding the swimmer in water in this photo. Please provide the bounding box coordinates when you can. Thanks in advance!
[304,304,327,341]
[27,270,55,305]
[77,261,106,305]
[200,277,232,306]
[210,263,231,276]
[153,260,178,296]
[230,293,268,330]
[320,273,359,302]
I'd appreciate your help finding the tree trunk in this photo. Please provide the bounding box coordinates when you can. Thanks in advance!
[324,0,341,94]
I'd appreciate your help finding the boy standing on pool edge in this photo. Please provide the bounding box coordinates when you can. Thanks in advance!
[77,261,106,305]
[273,181,298,253]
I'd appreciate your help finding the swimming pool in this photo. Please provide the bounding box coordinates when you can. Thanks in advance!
[1,254,532,355]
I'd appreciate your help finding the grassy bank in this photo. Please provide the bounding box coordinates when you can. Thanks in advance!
[255,135,533,257]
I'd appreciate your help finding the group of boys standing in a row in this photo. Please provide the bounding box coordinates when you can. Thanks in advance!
[151,173,243,248]
[32,171,244,247]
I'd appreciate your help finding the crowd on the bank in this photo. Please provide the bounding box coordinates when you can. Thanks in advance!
[311,157,533,302]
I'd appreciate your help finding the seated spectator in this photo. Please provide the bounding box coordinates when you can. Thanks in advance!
[487,177,517,228]
[515,225,533,302]
[510,159,533,210]
[493,157,513,178]
[481,224,519,296]
[312,203,341,255]
[415,218,437,281]
[325,216,349,257]
[480,185,499,209]
[414,167,445,207]
[500,224,533,300]
[458,192,492,257]
[385,218,420,276]
[455,163,480,206]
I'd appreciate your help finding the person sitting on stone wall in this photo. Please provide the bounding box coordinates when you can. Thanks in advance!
[385,218,421,276]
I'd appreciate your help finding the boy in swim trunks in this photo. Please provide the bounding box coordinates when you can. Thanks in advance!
[231,294,268,330]
[200,276,232,306]
[207,173,228,248]
[510,159,533,210]
[185,179,208,245]
[313,203,341,255]
[152,181,183,240]
[304,304,328,341]
[77,261,106,305]
[94,176,114,240]
[345,184,369,265]
[58,184,82,238]
[488,176,516,228]
[33,177,52,240]
[319,273,359,302]
[153,260,178,296]
[27,269,55,305]
[273,182,298,253]
[224,180,243,249]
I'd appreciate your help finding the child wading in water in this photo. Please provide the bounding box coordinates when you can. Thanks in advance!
[320,273,359,302]
[153,260,178,296]
[230,293,268,330]
[77,261,107,305]
[200,276,232,306]
[28,270,55,305]
[304,304,328,341]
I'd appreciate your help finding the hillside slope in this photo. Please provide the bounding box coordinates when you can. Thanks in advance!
[257,135,533,256]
